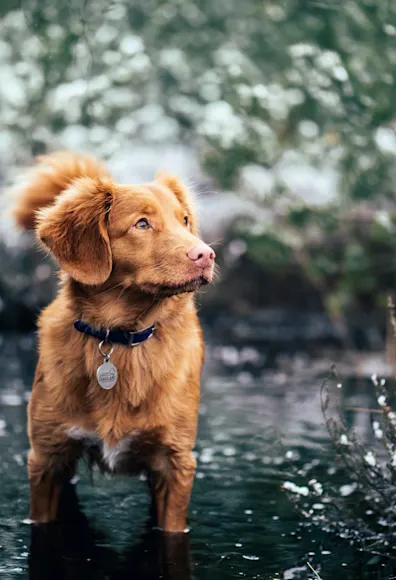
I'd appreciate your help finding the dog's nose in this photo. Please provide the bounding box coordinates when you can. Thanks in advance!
[187,242,215,268]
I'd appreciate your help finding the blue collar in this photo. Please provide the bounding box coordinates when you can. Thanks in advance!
[73,319,156,347]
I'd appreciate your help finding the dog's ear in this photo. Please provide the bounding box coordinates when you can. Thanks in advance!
[36,177,113,285]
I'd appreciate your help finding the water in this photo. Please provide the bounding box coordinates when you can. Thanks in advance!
[0,334,395,579]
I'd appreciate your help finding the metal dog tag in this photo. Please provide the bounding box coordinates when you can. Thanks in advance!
[97,361,118,389]
[97,339,117,389]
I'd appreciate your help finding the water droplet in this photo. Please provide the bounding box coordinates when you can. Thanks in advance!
[223,446,236,457]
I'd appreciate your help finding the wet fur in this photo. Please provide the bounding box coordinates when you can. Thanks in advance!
[13,151,213,532]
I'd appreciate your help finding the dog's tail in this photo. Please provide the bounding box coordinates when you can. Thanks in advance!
[12,151,111,230]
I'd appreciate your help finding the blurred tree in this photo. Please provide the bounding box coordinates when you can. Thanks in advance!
[2,0,396,327]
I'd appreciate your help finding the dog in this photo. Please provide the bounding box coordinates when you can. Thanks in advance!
[13,151,216,532]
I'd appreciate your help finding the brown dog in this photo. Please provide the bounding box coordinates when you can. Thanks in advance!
[13,151,215,532]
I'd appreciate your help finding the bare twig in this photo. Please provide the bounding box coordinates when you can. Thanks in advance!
[344,406,383,414]
[307,561,323,579]
[386,295,396,373]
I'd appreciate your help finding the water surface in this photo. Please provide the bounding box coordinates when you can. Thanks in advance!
[0,334,393,579]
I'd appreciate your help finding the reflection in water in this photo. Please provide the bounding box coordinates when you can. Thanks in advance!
[29,482,192,580]
[1,334,396,578]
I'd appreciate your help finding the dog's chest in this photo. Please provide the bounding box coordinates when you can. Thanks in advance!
[67,426,156,473]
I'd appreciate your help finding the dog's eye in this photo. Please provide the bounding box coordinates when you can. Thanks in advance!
[135,218,150,230]
[184,216,189,227]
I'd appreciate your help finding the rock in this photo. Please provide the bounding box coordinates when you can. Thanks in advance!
[0,210,56,330]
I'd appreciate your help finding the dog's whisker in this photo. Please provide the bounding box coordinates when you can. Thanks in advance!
[93,282,125,297]
[114,284,128,305]
[206,238,224,247]
[185,178,217,192]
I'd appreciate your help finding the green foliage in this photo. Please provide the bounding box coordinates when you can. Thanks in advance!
[2,0,396,317]
[242,232,293,273]
[3,0,396,189]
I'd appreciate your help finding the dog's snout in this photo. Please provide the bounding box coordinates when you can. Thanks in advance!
[187,242,215,268]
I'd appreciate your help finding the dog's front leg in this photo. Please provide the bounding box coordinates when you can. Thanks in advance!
[157,451,196,533]
[28,447,78,523]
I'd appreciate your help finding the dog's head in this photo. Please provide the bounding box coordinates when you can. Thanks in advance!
[36,173,216,296]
